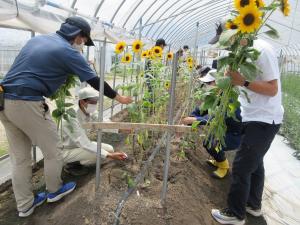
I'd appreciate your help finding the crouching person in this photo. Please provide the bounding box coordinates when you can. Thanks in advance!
[182,71,242,179]
[62,87,127,175]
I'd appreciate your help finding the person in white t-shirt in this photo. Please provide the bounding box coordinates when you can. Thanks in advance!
[209,24,284,225]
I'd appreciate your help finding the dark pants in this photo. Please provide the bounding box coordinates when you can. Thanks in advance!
[227,122,280,219]
[204,132,241,162]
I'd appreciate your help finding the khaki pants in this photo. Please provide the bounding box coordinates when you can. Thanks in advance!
[0,99,63,212]
[63,143,114,166]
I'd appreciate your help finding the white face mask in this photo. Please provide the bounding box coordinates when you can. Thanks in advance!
[85,104,97,114]
[72,39,85,52]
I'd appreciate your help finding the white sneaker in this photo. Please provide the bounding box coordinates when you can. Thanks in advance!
[246,206,263,217]
[211,208,245,225]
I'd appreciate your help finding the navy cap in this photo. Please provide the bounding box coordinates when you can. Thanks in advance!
[57,16,94,46]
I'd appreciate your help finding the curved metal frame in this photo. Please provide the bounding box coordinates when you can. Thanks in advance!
[164,1,229,43]
[122,0,144,28]
[161,0,226,42]
[131,0,159,30]
[173,20,222,49]
[169,8,229,46]
[93,0,105,17]
[144,0,185,37]
[141,0,171,33]
[173,22,218,49]
[151,0,208,39]
[110,0,126,23]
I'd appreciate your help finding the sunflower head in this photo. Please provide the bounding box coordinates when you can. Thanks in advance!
[132,40,143,53]
[225,20,238,30]
[164,81,171,90]
[121,53,132,64]
[141,50,148,58]
[187,57,193,64]
[234,4,262,33]
[255,0,265,8]
[152,46,163,56]
[281,0,290,16]
[167,52,173,60]
[188,64,194,71]
[115,41,126,54]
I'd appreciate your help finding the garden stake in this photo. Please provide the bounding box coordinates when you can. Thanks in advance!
[161,51,179,206]
[95,39,106,192]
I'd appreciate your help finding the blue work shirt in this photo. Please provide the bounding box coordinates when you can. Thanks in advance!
[1,33,96,101]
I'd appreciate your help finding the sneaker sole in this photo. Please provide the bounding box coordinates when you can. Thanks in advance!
[47,185,76,203]
[211,210,245,225]
[19,198,46,217]
[246,207,263,217]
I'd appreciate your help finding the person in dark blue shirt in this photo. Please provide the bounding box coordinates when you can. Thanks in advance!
[0,16,132,217]
[182,71,242,179]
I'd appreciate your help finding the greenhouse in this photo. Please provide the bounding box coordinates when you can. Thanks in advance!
[0,0,300,225]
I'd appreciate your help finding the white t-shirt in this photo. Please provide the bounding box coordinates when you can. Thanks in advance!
[238,39,284,124]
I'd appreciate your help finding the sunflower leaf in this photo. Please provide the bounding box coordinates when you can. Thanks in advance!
[219,30,237,47]
[239,62,258,81]
[216,76,231,90]
[263,29,279,39]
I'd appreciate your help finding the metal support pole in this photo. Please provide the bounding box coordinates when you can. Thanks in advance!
[193,22,199,61]
[95,39,107,191]
[30,30,37,166]
[187,22,199,113]
[121,64,126,110]
[135,18,143,103]
[32,145,37,165]
[161,52,179,206]
[111,54,118,117]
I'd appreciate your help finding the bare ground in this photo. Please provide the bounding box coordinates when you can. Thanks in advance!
[0,130,268,225]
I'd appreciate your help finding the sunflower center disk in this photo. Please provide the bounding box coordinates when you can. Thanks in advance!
[231,24,238,29]
[243,14,255,26]
[240,0,250,7]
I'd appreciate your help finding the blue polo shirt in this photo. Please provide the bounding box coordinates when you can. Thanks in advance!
[1,33,96,100]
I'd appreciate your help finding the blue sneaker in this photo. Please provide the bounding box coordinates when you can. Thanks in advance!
[19,192,46,217]
[47,182,76,203]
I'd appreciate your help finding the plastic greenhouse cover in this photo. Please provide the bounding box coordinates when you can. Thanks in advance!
[0,0,299,51]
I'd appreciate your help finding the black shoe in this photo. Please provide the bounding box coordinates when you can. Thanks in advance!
[64,162,89,176]
[211,208,245,225]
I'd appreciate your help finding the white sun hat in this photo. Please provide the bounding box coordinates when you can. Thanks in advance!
[78,87,99,100]
[199,69,217,83]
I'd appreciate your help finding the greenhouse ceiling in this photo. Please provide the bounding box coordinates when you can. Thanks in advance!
[0,0,299,50]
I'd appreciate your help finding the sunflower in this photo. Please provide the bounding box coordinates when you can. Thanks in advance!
[141,50,148,58]
[234,5,262,33]
[186,57,193,65]
[281,0,290,16]
[115,41,126,54]
[167,52,173,60]
[234,0,255,11]
[255,0,265,8]
[152,46,163,56]
[188,64,194,71]
[132,40,143,53]
[225,20,238,30]
[164,81,170,90]
[121,53,132,63]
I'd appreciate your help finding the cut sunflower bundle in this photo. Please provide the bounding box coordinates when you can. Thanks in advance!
[200,0,291,149]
